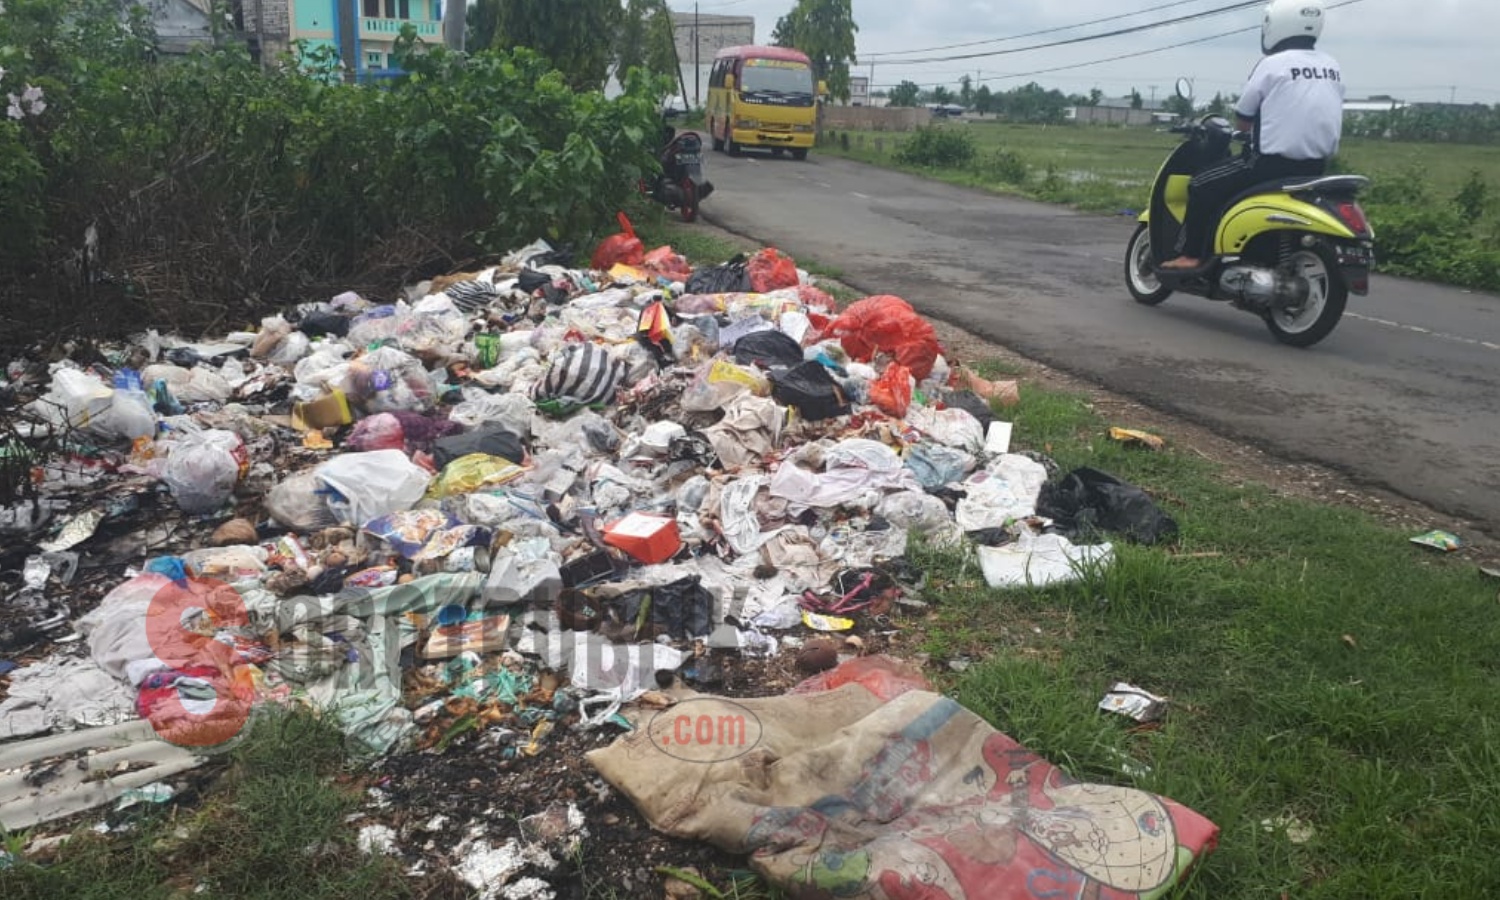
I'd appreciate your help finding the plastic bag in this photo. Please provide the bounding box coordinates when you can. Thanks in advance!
[747,247,800,293]
[316,449,432,526]
[160,429,246,515]
[685,258,752,295]
[770,361,849,421]
[433,425,526,468]
[449,389,534,435]
[733,330,804,369]
[267,330,311,368]
[344,413,406,452]
[903,442,973,489]
[429,453,525,498]
[266,470,338,531]
[787,655,931,702]
[342,345,435,414]
[642,246,693,283]
[944,389,994,433]
[868,362,913,417]
[591,212,645,271]
[829,295,943,380]
[1036,466,1179,545]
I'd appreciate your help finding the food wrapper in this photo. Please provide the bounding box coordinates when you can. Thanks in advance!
[1410,530,1461,552]
[801,610,855,632]
[363,510,459,559]
[1098,682,1169,722]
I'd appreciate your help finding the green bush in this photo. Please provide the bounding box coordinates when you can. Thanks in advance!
[1364,168,1500,292]
[972,146,1028,184]
[0,0,665,348]
[895,125,976,168]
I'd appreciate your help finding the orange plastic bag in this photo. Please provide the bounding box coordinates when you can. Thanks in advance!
[747,247,800,293]
[591,212,645,271]
[868,362,913,417]
[642,245,692,283]
[829,295,942,380]
[787,655,931,702]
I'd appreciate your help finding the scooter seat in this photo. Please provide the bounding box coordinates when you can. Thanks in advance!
[1224,174,1369,209]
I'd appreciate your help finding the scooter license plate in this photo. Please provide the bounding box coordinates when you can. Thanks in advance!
[676,153,701,165]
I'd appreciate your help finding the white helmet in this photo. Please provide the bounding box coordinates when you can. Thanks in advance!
[1262,0,1325,53]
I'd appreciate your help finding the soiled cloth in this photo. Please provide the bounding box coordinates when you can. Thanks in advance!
[589,685,1219,899]
[0,657,139,740]
[703,395,785,468]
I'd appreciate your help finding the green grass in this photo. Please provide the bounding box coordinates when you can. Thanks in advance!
[911,368,1500,899]
[0,707,411,900]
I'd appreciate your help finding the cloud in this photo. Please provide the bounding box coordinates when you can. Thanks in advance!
[691,0,1500,103]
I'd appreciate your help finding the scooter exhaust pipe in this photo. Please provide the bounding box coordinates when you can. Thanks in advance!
[1219,266,1310,312]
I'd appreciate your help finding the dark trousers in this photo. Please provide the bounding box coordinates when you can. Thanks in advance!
[1177,153,1326,257]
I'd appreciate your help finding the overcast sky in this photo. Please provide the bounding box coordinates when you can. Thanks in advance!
[670,0,1500,104]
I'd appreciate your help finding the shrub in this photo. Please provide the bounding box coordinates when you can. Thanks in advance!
[972,146,1028,184]
[0,0,665,349]
[895,125,976,168]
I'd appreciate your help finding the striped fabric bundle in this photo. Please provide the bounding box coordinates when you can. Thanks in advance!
[443,280,502,314]
[533,342,624,407]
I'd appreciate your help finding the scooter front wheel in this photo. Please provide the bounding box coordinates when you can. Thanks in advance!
[1125,223,1172,305]
[679,179,699,223]
[1264,244,1347,347]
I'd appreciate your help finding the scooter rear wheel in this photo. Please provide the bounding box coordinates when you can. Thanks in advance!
[1264,245,1347,347]
[1125,223,1172,305]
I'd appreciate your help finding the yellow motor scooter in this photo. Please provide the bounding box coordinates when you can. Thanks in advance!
[1125,80,1375,347]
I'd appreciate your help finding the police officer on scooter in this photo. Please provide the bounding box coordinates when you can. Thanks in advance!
[1160,0,1345,271]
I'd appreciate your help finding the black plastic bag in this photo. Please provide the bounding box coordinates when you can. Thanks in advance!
[432,425,526,468]
[770,361,850,421]
[516,269,552,294]
[733,330,804,369]
[1036,467,1178,545]
[300,310,351,338]
[613,574,715,640]
[685,255,751,294]
[944,389,994,433]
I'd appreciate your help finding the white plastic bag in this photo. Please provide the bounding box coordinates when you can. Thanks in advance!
[266,470,339,531]
[161,429,244,514]
[978,532,1114,588]
[316,449,432,526]
[77,573,174,680]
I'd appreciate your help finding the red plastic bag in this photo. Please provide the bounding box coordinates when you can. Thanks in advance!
[747,247,800,293]
[793,284,837,312]
[642,245,693,283]
[788,655,931,702]
[868,363,913,418]
[344,412,406,452]
[829,295,942,380]
[590,212,645,271]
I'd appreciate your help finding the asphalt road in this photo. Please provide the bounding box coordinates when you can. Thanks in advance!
[701,149,1500,526]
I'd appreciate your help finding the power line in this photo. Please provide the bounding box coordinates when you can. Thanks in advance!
[861,0,1236,59]
[872,0,1265,66]
[871,0,1372,90]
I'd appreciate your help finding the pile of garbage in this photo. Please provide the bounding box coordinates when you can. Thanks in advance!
[0,229,1199,895]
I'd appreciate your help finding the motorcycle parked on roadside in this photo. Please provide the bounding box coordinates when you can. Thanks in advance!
[1125,79,1375,347]
[643,123,714,223]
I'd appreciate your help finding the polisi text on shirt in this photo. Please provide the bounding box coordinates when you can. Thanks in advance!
[1291,67,1340,81]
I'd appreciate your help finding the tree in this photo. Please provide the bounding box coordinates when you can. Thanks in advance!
[470,0,623,92]
[959,74,973,109]
[1088,87,1104,106]
[1130,88,1144,110]
[467,0,502,53]
[775,0,858,102]
[614,0,650,78]
[1164,93,1195,118]
[973,84,993,115]
[888,80,921,107]
[931,85,953,106]
[643,1,678,79]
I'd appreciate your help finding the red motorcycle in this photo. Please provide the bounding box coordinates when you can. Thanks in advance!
[642,124,714,223]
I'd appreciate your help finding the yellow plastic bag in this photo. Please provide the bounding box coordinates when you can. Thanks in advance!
[707,359,770,396]
[428,453,525,498]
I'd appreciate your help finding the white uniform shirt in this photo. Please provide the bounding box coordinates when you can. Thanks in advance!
[1235,48,1345,160]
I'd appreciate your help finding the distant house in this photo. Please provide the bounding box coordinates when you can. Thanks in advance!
[846,75,870,107]
[1344,95,1408,117]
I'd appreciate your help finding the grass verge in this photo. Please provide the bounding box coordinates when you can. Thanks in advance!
[0,707,414,900]
[915,370,1500,899]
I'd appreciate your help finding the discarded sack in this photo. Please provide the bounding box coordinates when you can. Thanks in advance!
[589,685,1220,899]
[1037,466,1179,545]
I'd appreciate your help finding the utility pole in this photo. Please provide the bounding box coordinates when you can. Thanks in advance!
[1150,85,1157,107]
[693,2,700,109]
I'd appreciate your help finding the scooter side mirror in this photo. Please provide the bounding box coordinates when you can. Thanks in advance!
[1175,77,1194,101]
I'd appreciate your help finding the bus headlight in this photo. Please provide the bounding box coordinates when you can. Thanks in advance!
[735,117,760,129]
[793,124,814,133]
